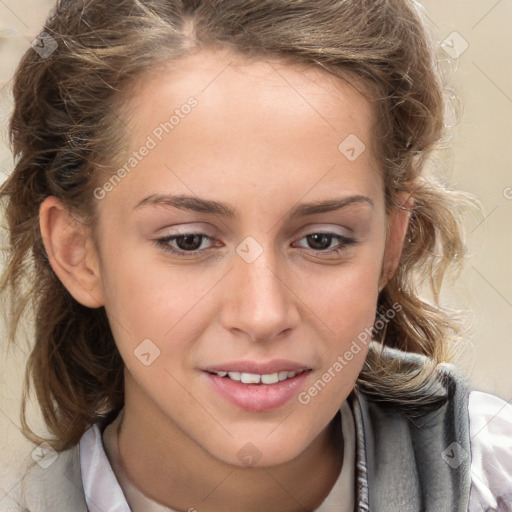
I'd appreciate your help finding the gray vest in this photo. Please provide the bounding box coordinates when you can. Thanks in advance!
[13,349,471,511]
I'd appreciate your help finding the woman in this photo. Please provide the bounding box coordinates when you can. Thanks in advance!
[1,0,511,510]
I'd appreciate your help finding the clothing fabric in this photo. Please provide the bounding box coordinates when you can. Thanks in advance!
[467,391,512,511]
[6,348,512,511]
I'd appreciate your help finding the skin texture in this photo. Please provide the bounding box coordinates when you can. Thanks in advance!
[40,49,411,511]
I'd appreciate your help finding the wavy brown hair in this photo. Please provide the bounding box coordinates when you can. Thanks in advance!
[1,0,474,451]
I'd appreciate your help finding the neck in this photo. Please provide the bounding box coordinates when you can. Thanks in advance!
[116,376,344,512]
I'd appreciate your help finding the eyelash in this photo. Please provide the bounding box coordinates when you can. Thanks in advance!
[154,232,357,258]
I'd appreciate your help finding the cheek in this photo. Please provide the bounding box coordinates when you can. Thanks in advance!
[100,237,189,321]
[98,245,220,368]
[296,251,382,336]
[293,265,378,427]
[296,250,382,386]
[290,280,376,450]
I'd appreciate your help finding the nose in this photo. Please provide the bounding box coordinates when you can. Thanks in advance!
[220,245,300,343]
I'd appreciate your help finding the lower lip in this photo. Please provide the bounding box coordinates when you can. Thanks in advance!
[205,371,310,412]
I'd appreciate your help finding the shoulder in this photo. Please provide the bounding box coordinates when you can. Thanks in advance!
[468,390,512,511]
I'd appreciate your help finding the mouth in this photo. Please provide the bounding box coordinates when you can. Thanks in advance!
[202,362,312,412]
[205,369,309,385]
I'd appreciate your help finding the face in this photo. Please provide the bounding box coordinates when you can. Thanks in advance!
[84,49,404,467]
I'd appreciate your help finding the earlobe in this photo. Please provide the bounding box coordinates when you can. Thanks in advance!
[39,196,105,308]
[379,192,414,291]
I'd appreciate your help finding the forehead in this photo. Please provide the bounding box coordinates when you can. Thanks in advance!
[103,49,381,215]
[123,48,375,141]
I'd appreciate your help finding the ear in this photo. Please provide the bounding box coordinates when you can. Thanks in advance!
[379,191,414,292]
[39,196,105,308]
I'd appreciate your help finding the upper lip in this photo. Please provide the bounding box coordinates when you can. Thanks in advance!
[203,359,311,374]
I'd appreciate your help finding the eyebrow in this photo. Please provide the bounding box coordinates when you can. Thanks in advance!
[133,193,374,219]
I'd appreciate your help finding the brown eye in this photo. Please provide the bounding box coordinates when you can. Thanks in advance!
[173,234,205,251]
[155,232,215,257]
[305,233,336,251]
[295,232,356,254]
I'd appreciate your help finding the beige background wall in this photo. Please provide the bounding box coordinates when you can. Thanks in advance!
[0,0,511,502]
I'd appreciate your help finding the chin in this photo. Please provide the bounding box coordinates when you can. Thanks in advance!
[204,433,311,469]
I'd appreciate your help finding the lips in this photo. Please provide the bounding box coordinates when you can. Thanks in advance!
[203,360,311,385]
[202,360,312,412]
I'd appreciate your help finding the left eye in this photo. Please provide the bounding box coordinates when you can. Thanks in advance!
[295,233,353,252]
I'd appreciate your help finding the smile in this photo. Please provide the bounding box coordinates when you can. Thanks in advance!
[204,365,312,412]
[208,369,308,385]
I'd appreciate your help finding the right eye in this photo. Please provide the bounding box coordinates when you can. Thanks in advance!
[155,232,217,257]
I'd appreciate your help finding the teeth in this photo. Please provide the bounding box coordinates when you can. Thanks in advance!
[218,370,303,384]
[240,373,261,384]
[278,371,289,381]
[261,372,279,384]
